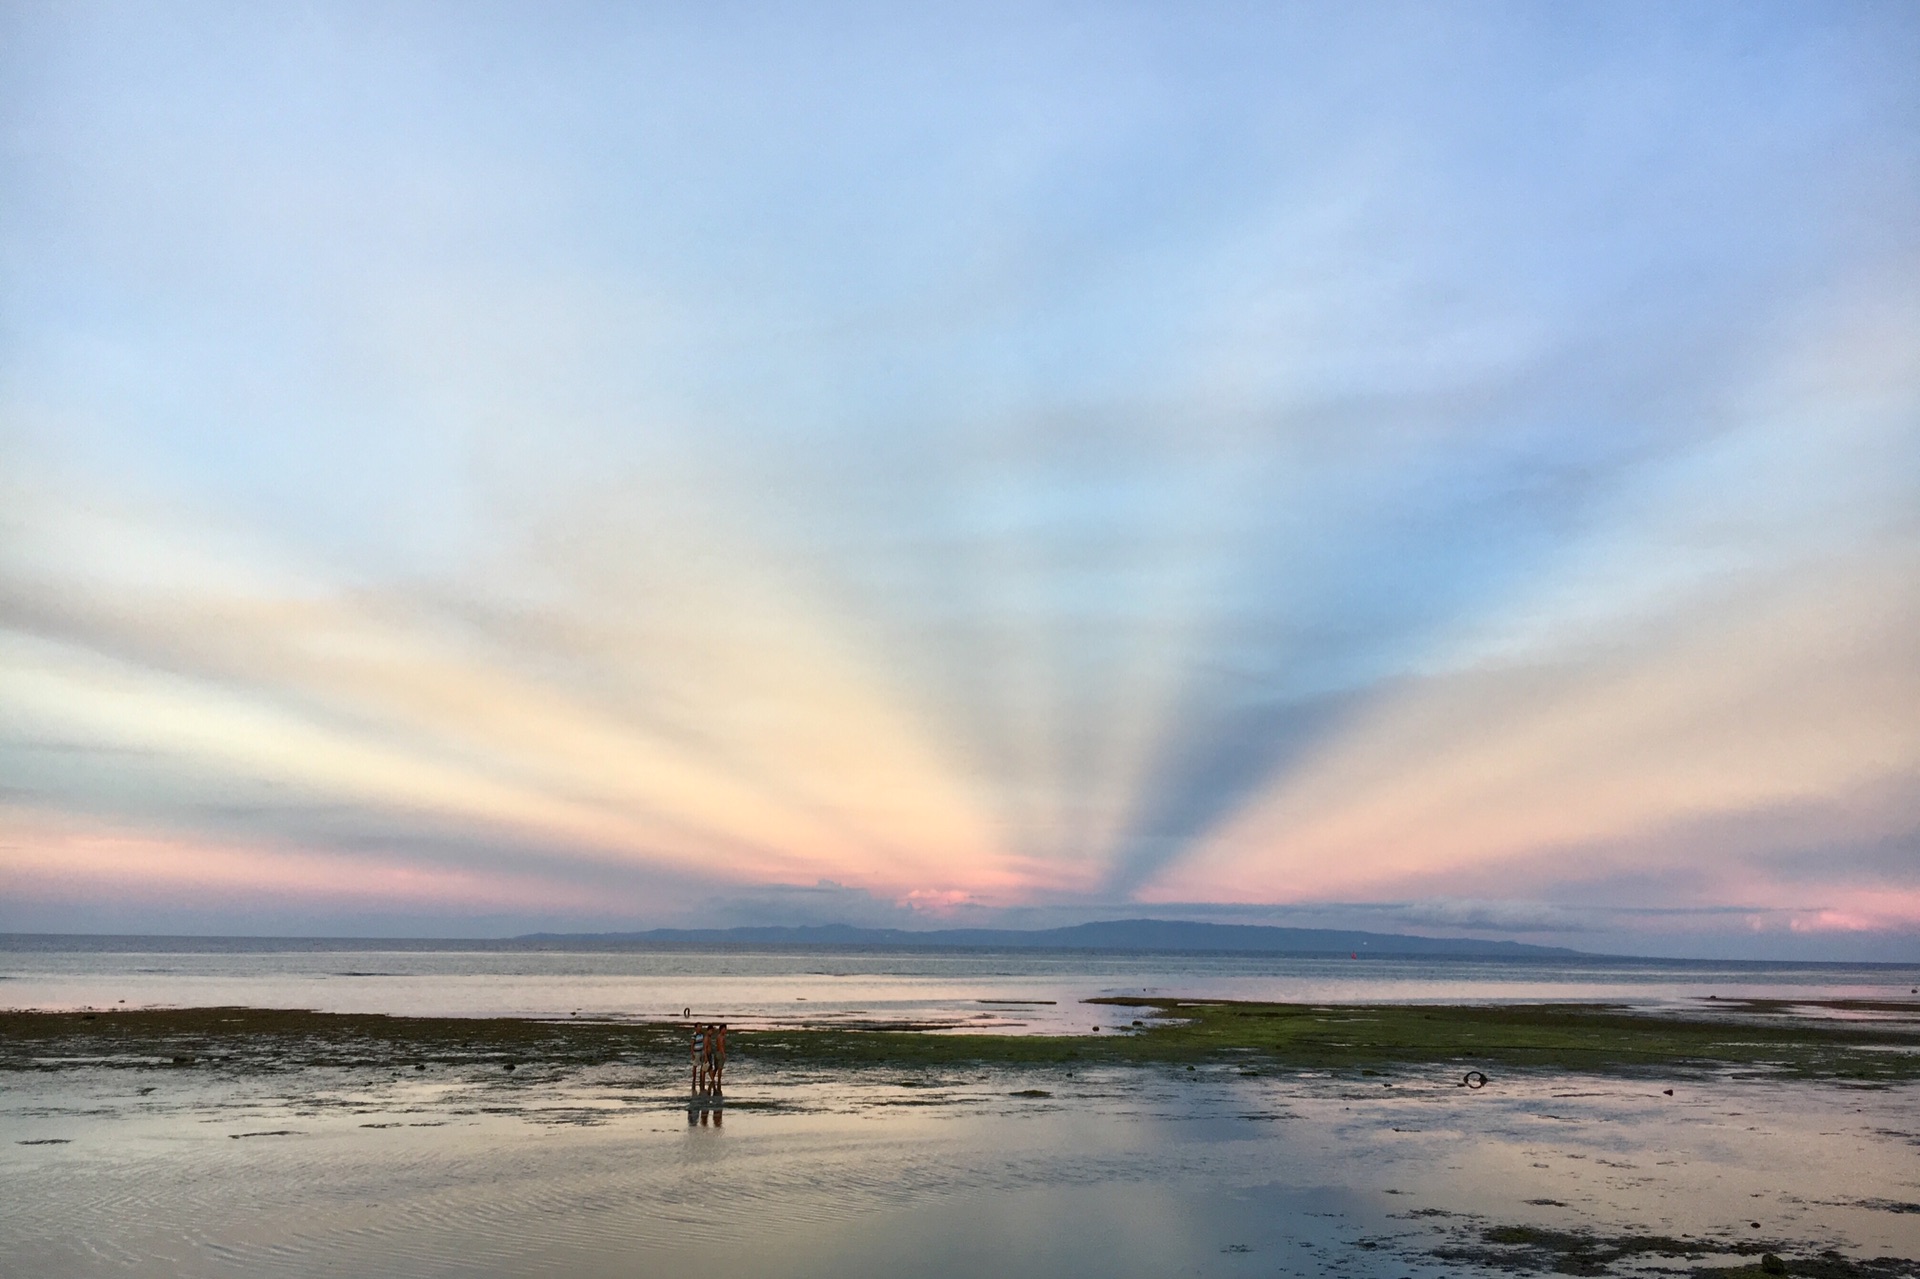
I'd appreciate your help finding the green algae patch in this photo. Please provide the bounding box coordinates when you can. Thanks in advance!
[0,1006,689,1073]
[1435,1224,1716,1274]
[5,998,1918,1081]
[1428,1225,1920,1278]
[1074,997,1920,1080]
[1696,1256,1920,1278]
[731,996,1920,1079]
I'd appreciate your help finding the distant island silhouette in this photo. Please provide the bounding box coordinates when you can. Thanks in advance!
[0,921,1587,956]
[516,918,1586,957]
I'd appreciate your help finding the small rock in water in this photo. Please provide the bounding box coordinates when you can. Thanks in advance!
[1760,1253,1787,1275]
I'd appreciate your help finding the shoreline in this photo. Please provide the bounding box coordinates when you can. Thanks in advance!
[8,997,1918,1081]
[7,1000,1917,1277]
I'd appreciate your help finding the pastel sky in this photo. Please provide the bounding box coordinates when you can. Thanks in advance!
[3,2,1917,956]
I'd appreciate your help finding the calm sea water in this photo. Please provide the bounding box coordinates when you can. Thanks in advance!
[7,1013,1920,1277]
[4,940,1915,1032]
[7,939,1920,1277]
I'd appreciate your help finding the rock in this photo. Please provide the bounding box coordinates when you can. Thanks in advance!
[1760,1253,1786,1274]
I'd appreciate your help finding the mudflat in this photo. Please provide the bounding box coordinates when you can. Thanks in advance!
[7,998,1918,1277]
[7,997,1919,1079]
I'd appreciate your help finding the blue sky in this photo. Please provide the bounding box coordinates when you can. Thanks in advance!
[3,2,1918,956]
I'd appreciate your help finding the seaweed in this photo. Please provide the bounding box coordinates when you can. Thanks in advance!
[1431,1226,1919,1277]
[5,996,1918,1082]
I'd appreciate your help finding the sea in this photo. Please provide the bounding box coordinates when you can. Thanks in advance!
[6,941,1919,1278]
[5,938,1918,1032]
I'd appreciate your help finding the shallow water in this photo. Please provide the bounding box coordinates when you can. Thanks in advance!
[6,943,1917,1034]
[7,944,1917,1276]
[5,1051,1918,1277]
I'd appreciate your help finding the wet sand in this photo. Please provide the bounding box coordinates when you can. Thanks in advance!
[8,996,1920,1078]
[5,1002,1918,1277]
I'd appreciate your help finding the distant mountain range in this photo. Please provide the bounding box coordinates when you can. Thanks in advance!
[517,918,1584,957]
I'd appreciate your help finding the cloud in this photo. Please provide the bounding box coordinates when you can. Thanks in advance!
[683,881,935,931]
[2,4,1917,954]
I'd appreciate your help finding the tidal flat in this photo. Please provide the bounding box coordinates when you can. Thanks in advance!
[7,996,1920,1079]
[4,999,1918,1277]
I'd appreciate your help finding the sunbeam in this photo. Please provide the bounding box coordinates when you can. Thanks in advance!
[4,2,1917,953]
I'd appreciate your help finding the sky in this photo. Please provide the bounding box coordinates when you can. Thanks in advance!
[2,2,1917,957]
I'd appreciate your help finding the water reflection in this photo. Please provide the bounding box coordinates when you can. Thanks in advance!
[5,1062,1916,1278]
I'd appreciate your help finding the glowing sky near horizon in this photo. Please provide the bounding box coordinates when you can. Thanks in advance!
[3,3,1918,951]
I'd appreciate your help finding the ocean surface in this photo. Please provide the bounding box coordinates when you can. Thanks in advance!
[3,940,1917,1031]
[6,940,1919,1277]
[10,1052,1920,1279]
